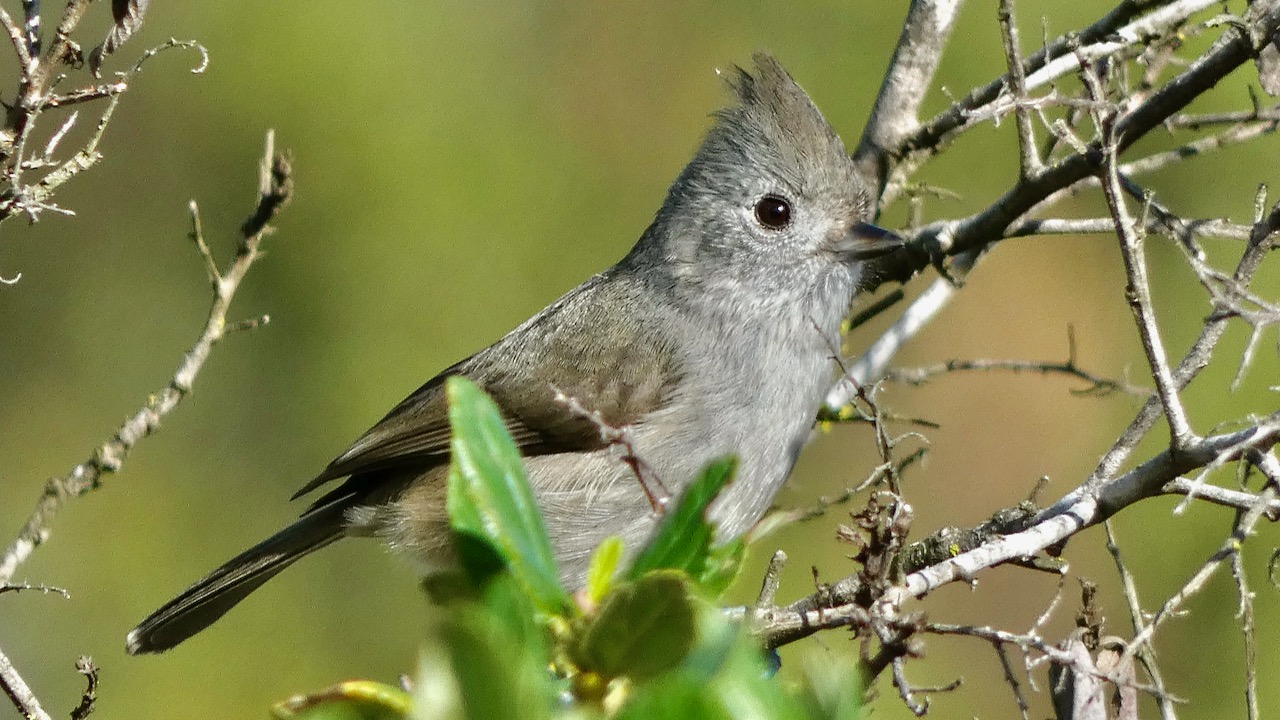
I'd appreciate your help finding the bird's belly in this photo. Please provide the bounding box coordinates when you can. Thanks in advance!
[526,360,830,587]
[377,353,832,591]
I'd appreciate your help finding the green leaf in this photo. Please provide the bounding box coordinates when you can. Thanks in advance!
[475,573,548,669]
[615,607,810,720]
[444,377,572,616]
[272,681,411,720]
[626,456,736,581]
[412,607,553,720]
[798,655,865,720]
[576,571,697,682]
[696,539,746,598]
[585,536,624,606]
[612,674,730,720]
[709,632,811,720]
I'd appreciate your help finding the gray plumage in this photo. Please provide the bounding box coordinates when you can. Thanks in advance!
[127,52,900,655]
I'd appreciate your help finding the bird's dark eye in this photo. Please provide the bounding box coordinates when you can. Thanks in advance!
[754,195,792,230]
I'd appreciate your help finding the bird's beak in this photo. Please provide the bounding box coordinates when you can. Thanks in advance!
[828,222,905,262]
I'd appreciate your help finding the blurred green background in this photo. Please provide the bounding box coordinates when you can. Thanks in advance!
[1,1,1278,718]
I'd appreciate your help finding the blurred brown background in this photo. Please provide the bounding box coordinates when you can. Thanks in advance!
[1,1,1278,717]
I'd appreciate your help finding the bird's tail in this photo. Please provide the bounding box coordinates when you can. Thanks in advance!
[126,502,347,655]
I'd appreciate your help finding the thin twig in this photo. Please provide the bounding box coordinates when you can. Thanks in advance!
[1084,183,1279,491]
[1104,522,1176,720]
[884,355,1147,397]
[0,581,69,598]
[870,7,1280,289]
[0,131,290,585]
[1231,526,1258,720]
[1005,216,1252,241]
[0,7,34,76]
[1123,485,1278,664]
[993,641,1032,720]
[756,550,787,608]
[997,0,1041,177]
[888,0,1221,206]
[1,39,208,225]
[1083,59,1195,449]
[906,418,1280,600]
[69,657,97,720]
[827,248,981,408]
[42,81,128,109]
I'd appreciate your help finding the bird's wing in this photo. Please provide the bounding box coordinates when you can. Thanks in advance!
[290,363,487,501]
[292,281,683,512]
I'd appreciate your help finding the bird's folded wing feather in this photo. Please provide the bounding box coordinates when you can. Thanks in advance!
[290,283,684,512]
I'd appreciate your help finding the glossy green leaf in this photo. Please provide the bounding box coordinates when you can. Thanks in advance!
[444,377,572,616]
[626,456,736,581]
[272,680,411,720]
[577,571,697,681]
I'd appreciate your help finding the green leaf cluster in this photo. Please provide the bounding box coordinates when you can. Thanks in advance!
[274,378,862,720]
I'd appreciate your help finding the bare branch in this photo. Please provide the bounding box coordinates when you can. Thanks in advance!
[882,349,1147,397]
[993,641,1032,720]
[0,8,34,76]
[869,6,1280,288]
[1005,216,1252,241]
[1123,485,1278,665]
[0,582,69,598]
[755,550,787,609]
[1085,185,1279,491]
[69,657,97,720]
[1163,476,1280,515]
[903,418,1280,600]
[892,0,1202,196]
[1021,0,1223,93]
[0,131,290,585]
[0,644,50,720]
[997,0,1041,178]
[1104,522,1177,720]
[1084,60,1195,448]
[0,39,208,225]
[1121,117,1280,177]
[42,81,128,109]
[828,249,980,408]
[1232,532,1259,720]
[853,0,964,196]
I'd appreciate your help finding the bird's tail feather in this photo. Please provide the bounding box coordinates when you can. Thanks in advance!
[126,503,347,655]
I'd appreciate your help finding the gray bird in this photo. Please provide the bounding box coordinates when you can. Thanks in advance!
[127,52,901,655]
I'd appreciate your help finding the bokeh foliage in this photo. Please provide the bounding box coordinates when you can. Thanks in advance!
[1,2,1277,719]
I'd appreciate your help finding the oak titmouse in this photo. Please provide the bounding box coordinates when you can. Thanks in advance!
[127,52,902,654]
